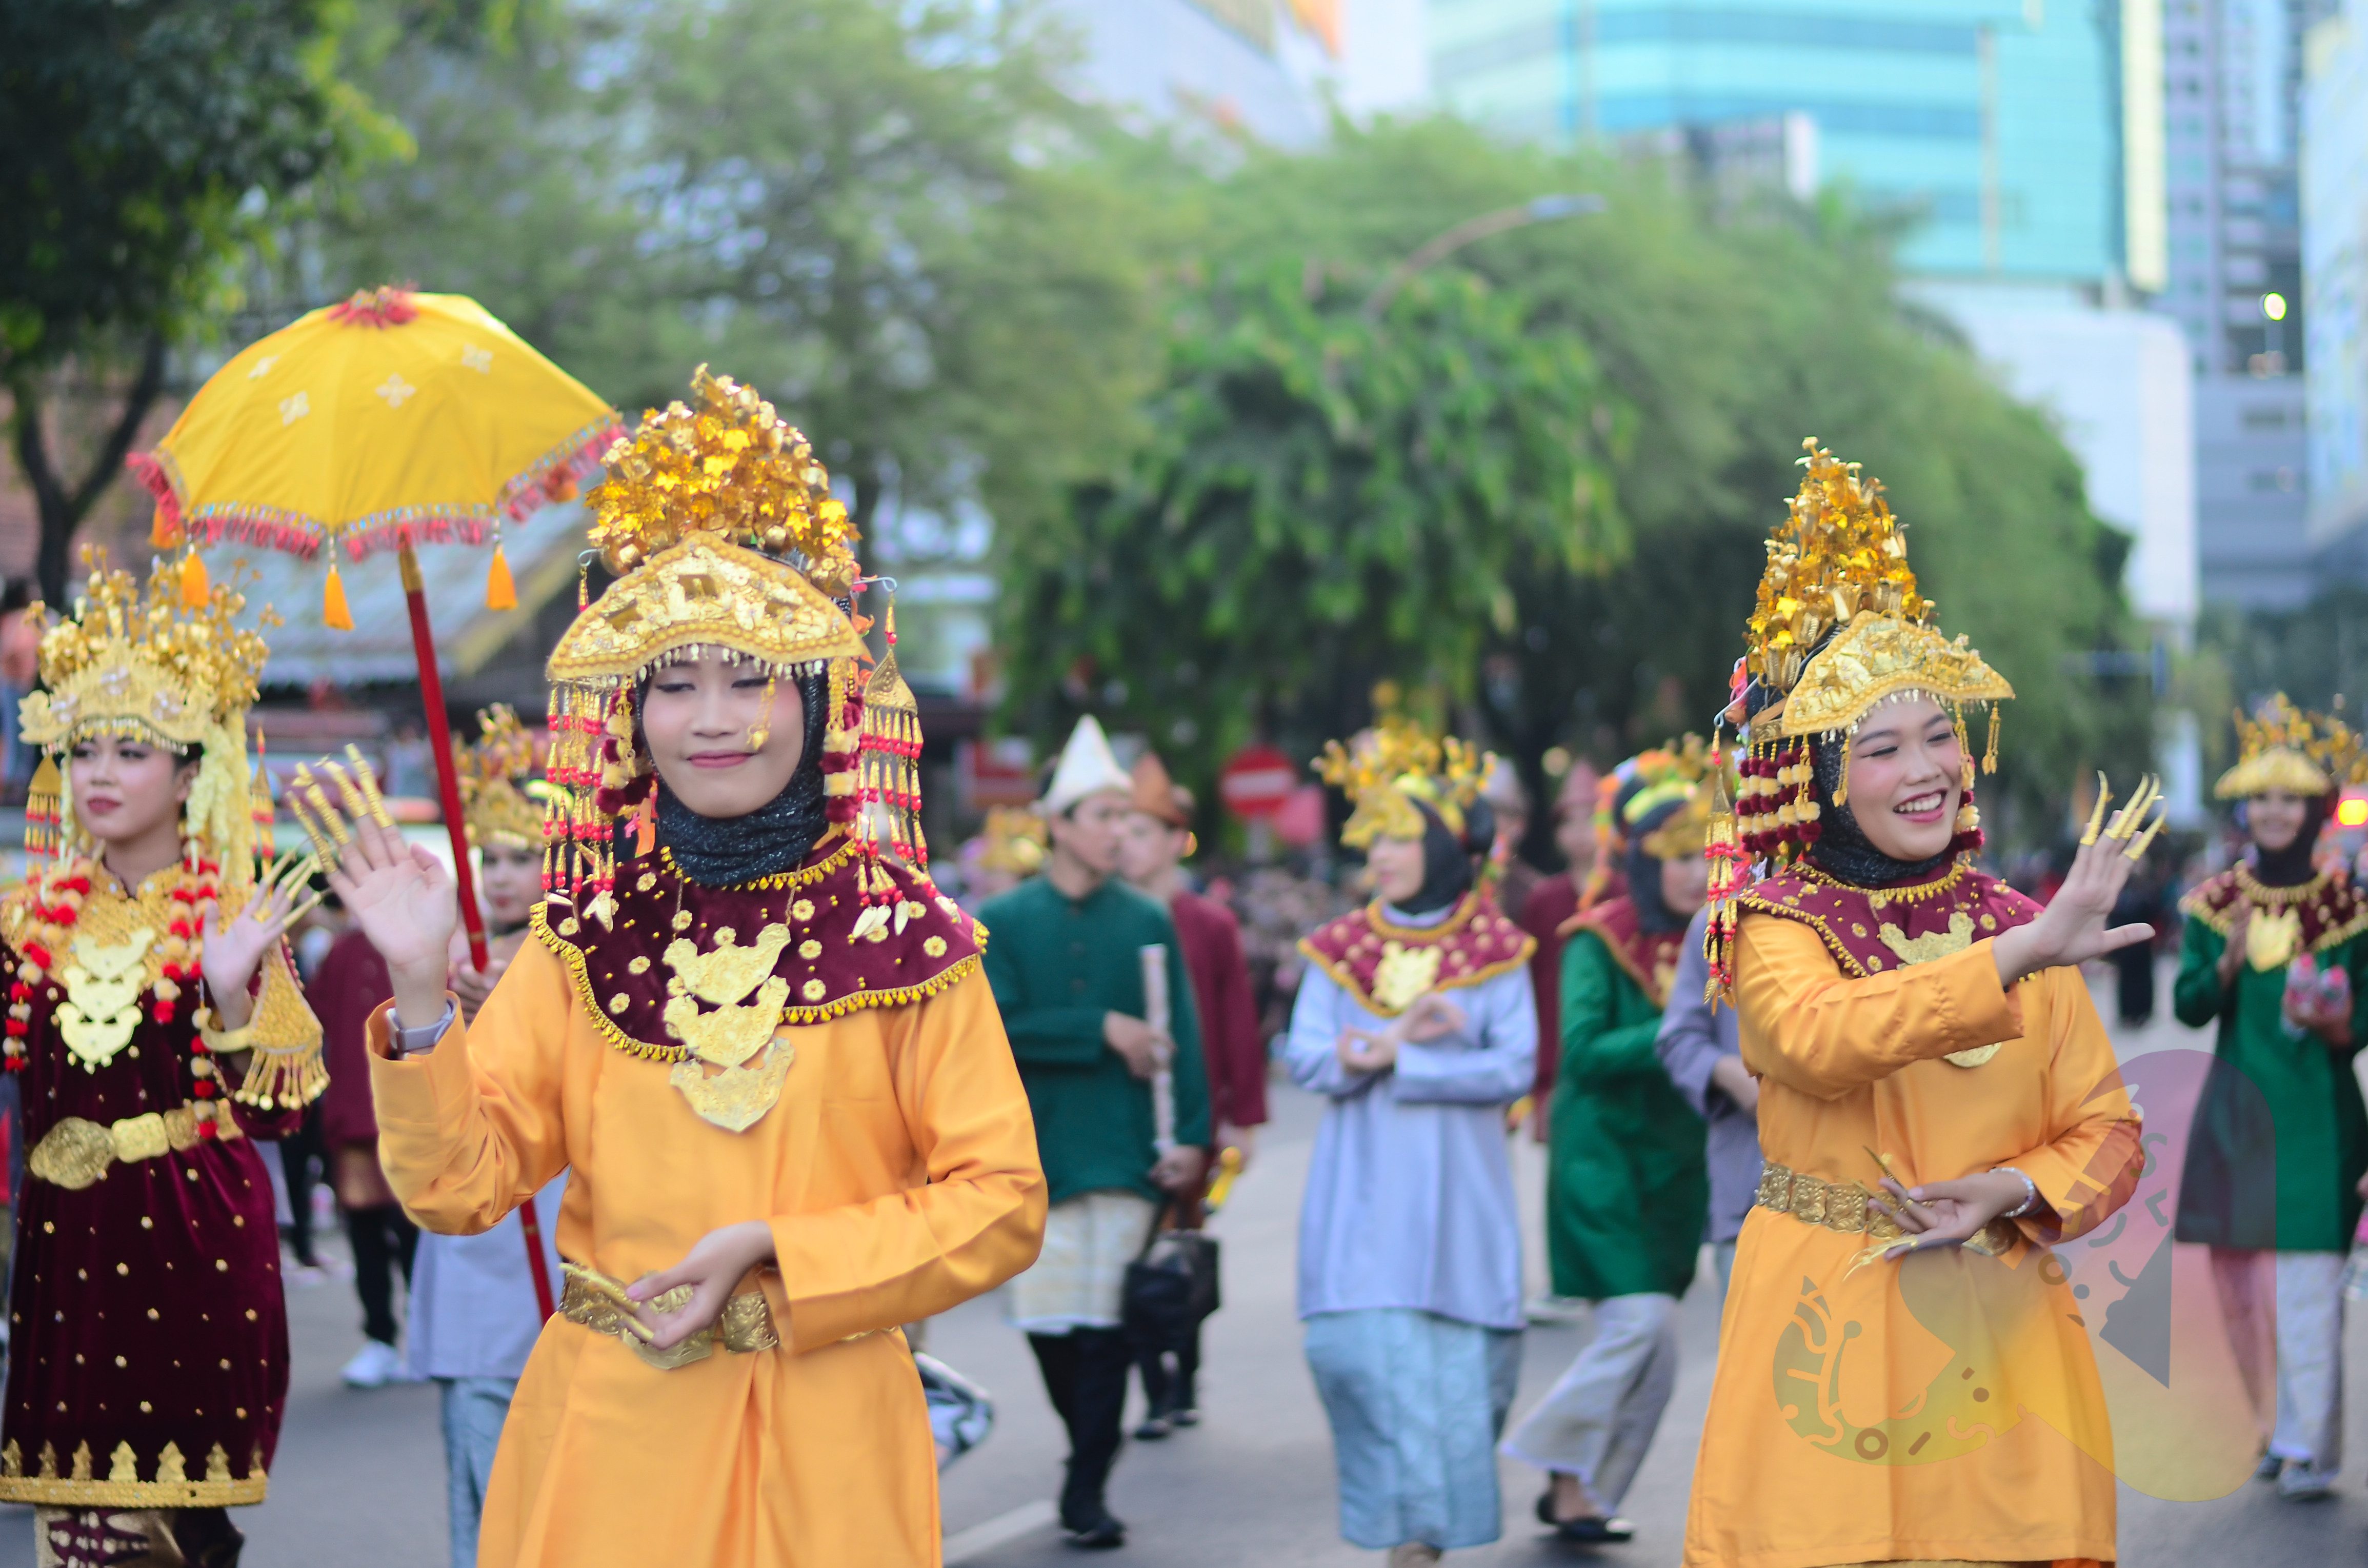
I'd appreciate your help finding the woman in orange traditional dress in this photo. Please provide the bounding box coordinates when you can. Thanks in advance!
[1684,442,2150,1568]
[321,370,1046,1568]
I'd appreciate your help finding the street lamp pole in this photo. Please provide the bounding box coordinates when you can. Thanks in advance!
[1360,193,1608,320]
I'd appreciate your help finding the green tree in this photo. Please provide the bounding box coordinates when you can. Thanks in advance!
[999,260,1627,800]
[0,0,400,598]
[292,0,1167,571]
[1000,117,2151,853]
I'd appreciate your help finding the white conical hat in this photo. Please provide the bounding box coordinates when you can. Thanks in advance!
[1042,714,1133,816]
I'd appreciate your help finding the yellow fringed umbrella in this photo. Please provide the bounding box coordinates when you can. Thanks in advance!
[129,286,621,967]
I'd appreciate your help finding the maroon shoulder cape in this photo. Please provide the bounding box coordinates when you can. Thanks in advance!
[1297,890,1535,1018]
[2179,865,2368,953]
[1558,895,1688,1007]
[531,830,985,1060]
[1735,859,2040,978]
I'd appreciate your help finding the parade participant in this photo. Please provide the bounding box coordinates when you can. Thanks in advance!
[982,715,1210,1548]
[0,553,325,1567]
[1289,713,1536,1568]
[1520,763,1612,1131]
[1115,750,1264,1437]
[2171,695,2368,1501]
[1502,743,1715,1545]
[1685,441,2148,1567]
[955,807,1047,911]
[404,707,566,1566]
[309,906,418,1388]
[339,369,1045,1568]
[1482,764,1540,927]
[1654,900,1755,1301]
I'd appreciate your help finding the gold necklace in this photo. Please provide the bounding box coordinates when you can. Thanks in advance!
[2233,864,2327,908]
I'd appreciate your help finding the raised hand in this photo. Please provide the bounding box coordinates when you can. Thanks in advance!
[328,814,459,1026]
[1991,834,2153,987]
[199,874,301,1029]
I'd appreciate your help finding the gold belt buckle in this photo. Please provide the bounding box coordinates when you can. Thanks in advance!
[110,1111,170,1163]
[559,1262,779,1370]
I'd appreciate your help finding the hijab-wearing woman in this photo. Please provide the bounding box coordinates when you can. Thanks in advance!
[1685,442,2148,1568]
[0,556,323,1568]
[326,371,1045,1568]
[2171,696,2368,1500]
[1288,713,1536,1568]
[1500,742,1715,1545]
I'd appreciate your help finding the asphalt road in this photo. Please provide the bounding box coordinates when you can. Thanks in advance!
[0,962,2357,1565]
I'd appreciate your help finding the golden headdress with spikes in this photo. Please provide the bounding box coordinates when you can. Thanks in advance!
[537,367,923,924]
[2215,694,2367,798]
[1316,691,1493,849]
[17,549,279,873]
[1745,440,2012,739]
[456,705,544,850]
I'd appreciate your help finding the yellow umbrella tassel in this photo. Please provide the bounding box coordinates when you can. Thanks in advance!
[323,564,354,631]
[485,544,517,611]
[178,549,209,607]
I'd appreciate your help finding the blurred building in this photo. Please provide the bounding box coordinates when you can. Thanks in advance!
[1043,0,1429,145]
[2304,1,2368,578]
[1429,1,2123,284]
[2158,0,2332,609]
[1430,3,2198,637]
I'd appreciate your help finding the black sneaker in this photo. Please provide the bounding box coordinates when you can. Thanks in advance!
[1132,1413,1172,1440]
[1168,1405,1200,1428]
[1063,1512,1126,1550]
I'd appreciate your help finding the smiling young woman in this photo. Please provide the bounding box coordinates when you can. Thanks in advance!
[1681,443,2151,1568]
[332,372,1043,1568]
[0,557,322,1568]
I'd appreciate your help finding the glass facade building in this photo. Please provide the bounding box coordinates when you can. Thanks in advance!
[1429,1,2125,285]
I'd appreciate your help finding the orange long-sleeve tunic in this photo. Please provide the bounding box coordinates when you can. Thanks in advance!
[367,940,1045,1568]
[1682,915,2143,1568]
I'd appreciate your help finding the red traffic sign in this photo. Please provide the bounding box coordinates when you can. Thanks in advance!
[1219,746,1298,820]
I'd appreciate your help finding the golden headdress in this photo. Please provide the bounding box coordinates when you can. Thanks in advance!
[1624,736,1730,861]
[17,550,278,874]
[1316,691,1494,849]
[456,705,544,850]
[2215,695,2367,799]
[974,807,1049,877]
[539,367,921,922]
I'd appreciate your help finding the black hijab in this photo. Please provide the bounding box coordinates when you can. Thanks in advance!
[1391,797,1493,916]
[652,664,833,887]
[2245,793,2332,887]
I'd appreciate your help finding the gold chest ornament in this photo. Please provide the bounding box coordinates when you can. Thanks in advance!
[2246,904,2303,973]
[1371,941,1442,1014]
[662,923,796,1132]
[57,926,154,1072]
[1876,911,2001,1068]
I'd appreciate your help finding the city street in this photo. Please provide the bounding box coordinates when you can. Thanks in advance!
[0,969,2356,1567]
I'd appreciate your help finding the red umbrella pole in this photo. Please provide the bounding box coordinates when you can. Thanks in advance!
[399,540,491,973]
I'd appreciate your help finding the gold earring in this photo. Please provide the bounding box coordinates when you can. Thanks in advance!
[748,675,777,753]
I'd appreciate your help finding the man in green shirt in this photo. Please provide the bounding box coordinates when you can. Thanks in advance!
[980,715,1209,1549]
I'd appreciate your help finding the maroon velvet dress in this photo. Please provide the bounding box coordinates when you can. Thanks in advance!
[0,865,309,1509]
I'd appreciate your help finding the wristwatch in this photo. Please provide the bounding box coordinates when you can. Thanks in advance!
[387,999,456,1060]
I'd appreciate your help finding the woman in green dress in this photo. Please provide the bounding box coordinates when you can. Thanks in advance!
[1499,742,1710,1545]
[2173,694,2368,1500]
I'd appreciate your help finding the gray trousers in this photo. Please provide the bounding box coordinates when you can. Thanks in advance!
[1498,1292,1679,1512]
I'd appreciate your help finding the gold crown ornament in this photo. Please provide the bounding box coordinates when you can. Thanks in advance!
[2214,694,2368,799]
[17,550,279,874]
[1316,689,1494,849]
[456,705,545,851]
[537,367,924,926]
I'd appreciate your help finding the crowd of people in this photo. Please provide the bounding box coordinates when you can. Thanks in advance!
[0,396,2357,1568]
